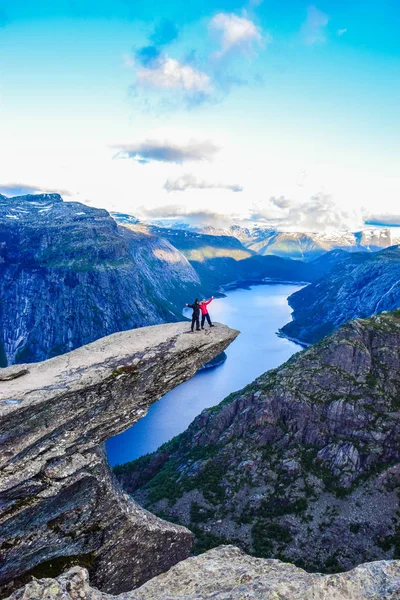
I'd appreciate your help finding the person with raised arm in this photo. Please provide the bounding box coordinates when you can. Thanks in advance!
[200,296,214,329]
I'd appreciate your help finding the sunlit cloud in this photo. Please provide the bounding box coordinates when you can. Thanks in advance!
[250,193,364,232]
[137,57,211,93]
[209,12,265,56]
[138,204,236,228]
[112,140,220,164]
[301,6,329,45]
[164,173,243,193]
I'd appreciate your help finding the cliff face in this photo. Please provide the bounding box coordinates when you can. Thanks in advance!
[119,311,400,573]
[7,546,400,600]
[0,322,238,596]
[281,246,400,344]
[0,194,200,366]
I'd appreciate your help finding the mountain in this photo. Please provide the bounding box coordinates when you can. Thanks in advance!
[111,215,324,289]
[280,245,400,345]
[233,227,400,261]
[111,212,400,262]
[0,194,201,366]
[116,310,400,573]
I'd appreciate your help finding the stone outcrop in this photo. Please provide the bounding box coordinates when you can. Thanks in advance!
[119,311,400,572]
[280,245,400,344]
[0,322,238,597]
[7,546,400,600]
[0,194,201,366]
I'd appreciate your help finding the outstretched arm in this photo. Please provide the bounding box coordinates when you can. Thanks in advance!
[205,296,214,305]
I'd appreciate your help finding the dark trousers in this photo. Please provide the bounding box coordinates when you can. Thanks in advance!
[191,315,200,331]
[201,313,212,328]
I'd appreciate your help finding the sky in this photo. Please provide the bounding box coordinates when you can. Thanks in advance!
[0,0,399,231]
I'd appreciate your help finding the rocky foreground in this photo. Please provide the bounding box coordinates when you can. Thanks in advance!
[7,546,400,599]
[0,323,238,597]
[119,310,400,573]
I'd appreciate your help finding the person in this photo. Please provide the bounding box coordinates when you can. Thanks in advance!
[200,297,214,329]
[186,299,201,332]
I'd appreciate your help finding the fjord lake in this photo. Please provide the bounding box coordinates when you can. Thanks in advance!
[106,283,303,466]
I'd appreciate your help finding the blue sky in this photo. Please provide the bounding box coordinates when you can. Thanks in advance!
[0,0,399,230]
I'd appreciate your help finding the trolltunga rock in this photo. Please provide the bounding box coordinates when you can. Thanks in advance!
[0,322,238,596]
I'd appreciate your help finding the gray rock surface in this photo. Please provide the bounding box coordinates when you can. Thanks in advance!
[281,245,400,344]
[120,311,400,572]
[7,546,400,599]
[0,194,201,366]
[0,322,238,596]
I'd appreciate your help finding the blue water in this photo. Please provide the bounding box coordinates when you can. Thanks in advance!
[106,284,303,466]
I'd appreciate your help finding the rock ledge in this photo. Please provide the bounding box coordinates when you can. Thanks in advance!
[0,323,238,596]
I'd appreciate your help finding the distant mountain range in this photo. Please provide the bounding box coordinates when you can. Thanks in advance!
[233,226,400,261]
[112,212,400,262]
[111,215,344,289]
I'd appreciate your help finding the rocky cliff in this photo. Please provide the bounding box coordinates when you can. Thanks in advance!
[0,322,238,596]
[119,311,400,573]
[280,245,400,344]
[7,546,400,599]
[0,194,201,366]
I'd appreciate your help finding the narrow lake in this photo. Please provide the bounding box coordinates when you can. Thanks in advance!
[106,283,303,466]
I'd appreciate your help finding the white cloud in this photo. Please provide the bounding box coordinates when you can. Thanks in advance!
[209,13,265,55]
[337,28,347,37]
[137,56,211,92]
[251,193,364,232]
[164,173,243,192]
[301,6,329,45]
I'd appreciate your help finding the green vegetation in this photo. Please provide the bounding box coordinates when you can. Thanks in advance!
[190,501,214,524]
[191,525,231,555]
[251,520,292,558]
[259,496,308,518]
[376,527,400,557]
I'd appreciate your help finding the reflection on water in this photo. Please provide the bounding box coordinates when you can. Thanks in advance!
[106,284,303,466]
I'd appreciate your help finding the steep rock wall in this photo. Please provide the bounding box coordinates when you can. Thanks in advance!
[0,194,201,366]
[0,322,238,596]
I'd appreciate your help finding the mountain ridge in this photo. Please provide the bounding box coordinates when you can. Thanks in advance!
[280,245,400,345]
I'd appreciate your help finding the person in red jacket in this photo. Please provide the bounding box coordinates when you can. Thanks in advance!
[200,297,214,329]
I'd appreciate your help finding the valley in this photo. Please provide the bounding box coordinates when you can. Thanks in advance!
[107,283,303,465]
